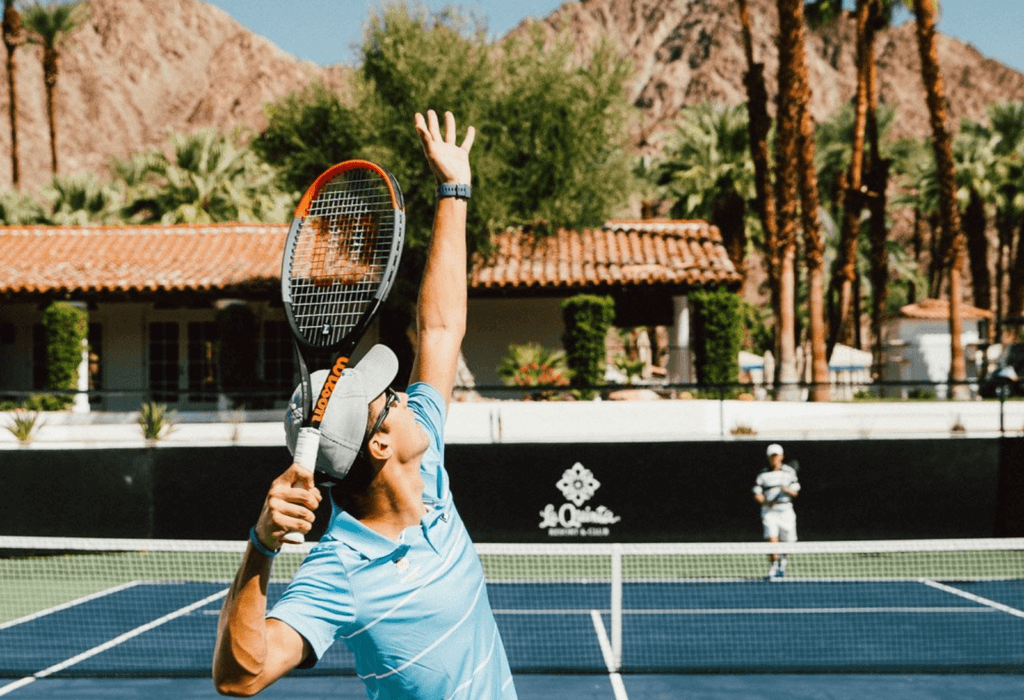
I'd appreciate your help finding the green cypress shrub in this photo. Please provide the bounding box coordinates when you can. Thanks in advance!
[689,286,742,396]
[42,301,87,409]
[561,295,615,400]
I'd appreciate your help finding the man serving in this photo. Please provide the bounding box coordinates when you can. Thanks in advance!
[213,110,517,699]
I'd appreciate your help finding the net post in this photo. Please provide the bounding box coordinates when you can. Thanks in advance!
[610,542,623,672]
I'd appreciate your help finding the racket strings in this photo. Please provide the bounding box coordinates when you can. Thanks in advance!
[288,169,398,348]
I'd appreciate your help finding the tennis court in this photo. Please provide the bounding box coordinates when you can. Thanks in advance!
[2,538,1023,698]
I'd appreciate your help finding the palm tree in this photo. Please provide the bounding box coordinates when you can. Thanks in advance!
[654,102,755,269]
[952,120,998,314]
[0,187,44,223]
[773,0,805,400]
[118,130,294,224]
[2,0,24,187]
[788,0,829,401]
[44,172,122,225]
[911,0,968,399]
[735,0,781,383]
[986,102,1024,339]
[809,0,871,354]
[21,0,86,176]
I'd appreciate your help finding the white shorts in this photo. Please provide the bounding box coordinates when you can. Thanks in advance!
[761,506,797,542]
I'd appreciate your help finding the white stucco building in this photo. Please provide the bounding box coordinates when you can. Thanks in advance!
[880,298,992,399]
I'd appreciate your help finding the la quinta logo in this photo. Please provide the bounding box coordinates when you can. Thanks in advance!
[539,462,621,537]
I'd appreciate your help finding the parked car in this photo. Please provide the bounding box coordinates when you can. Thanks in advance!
[979,343,1024,398]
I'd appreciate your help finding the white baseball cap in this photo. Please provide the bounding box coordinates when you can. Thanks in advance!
[766,443,784,457]
[284,344,399,481]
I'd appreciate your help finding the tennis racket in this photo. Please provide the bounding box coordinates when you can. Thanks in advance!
[281,160,405,542]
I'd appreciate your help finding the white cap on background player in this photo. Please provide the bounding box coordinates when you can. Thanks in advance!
[766,443,784,457]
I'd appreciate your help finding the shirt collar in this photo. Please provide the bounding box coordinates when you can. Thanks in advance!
[325,500,444,561]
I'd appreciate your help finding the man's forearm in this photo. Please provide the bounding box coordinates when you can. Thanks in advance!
[213,546,274,694]
[418,197,468,337]
[410,196,468,396]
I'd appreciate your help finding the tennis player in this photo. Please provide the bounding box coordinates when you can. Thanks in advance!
[753,443,800,581]
[213,110,517,699]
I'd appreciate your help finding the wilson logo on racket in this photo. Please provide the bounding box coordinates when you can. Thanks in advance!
[311,355,349,423]
[307,214,383,286]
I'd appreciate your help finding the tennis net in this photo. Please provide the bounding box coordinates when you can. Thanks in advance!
[1,536,1023,679]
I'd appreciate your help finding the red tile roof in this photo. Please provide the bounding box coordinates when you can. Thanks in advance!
[469,220,741,293]
[0,219,740,300]
[897,298,993,321]
[0,223,288,298]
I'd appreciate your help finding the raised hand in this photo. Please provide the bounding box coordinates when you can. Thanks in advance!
[415,109,475,185]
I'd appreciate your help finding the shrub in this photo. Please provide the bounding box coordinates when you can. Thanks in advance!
[4,409,44,445]
[689,287,742,396]
[139,402,177,442]
[42,301,88,410]
[497,343,570,400]
[613,354,645,384]
[561,295,615,400]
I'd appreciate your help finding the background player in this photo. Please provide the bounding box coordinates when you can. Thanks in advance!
[753,443,800,580]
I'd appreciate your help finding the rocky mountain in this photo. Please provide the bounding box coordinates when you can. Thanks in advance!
[0,0,350,192]
[518,0,1024,153]
[2,0,1023,194]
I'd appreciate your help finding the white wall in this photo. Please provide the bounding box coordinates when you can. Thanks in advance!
[4,398,1022,449]
[464,297,566,390]
[885,317,984,398]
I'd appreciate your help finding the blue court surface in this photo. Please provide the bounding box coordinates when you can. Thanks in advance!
[2,674,1024,699]
[2,576,1023,698]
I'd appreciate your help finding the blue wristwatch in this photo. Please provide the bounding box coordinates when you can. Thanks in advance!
[435,183,472,200]
[249,526,280,558]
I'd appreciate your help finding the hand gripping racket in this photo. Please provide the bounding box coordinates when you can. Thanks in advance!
[281,160,405,542]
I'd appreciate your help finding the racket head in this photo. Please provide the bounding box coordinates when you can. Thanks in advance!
[281,159,405,357]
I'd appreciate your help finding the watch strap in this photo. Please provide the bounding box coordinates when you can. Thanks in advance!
[435,183,471,200]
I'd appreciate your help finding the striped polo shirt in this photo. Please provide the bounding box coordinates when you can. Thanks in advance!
[753,465,800,508]
[268,382,517,699]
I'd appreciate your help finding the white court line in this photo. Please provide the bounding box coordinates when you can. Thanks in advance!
[589,610,629,700]
[495,606,989,615]
[0,582,141,631]
[921,579,1024,620]
[624,607,993,615]
[0,588,228,697]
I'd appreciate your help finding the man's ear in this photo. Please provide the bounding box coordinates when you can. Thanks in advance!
[365,431,392,462]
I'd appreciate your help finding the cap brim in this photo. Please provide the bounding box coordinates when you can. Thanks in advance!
[355,344,400,402]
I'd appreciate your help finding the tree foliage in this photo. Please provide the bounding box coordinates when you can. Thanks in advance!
[42,300,86,408]
[255,2,634,256]
[654,102,755,221]
[253,80,369,194]
[116,129,295,224]
[561,294,615,400]
[689,287,742,391]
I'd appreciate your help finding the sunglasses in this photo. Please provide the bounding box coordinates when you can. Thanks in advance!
[362,387,399,454]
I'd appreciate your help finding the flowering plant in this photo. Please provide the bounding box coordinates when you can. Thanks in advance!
[497,343,570,400]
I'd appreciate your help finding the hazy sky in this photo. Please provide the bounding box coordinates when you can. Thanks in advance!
[203,1,1024,74]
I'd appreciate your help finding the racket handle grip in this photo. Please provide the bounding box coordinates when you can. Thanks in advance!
[283,427,321,545]
[293,427,321,473]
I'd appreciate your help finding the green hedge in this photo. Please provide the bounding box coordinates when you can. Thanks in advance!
[42,301,88,409]
[689,287,741,394]
[561,295,615,400]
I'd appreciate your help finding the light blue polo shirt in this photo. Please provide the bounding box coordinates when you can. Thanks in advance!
[268,382,517,700]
